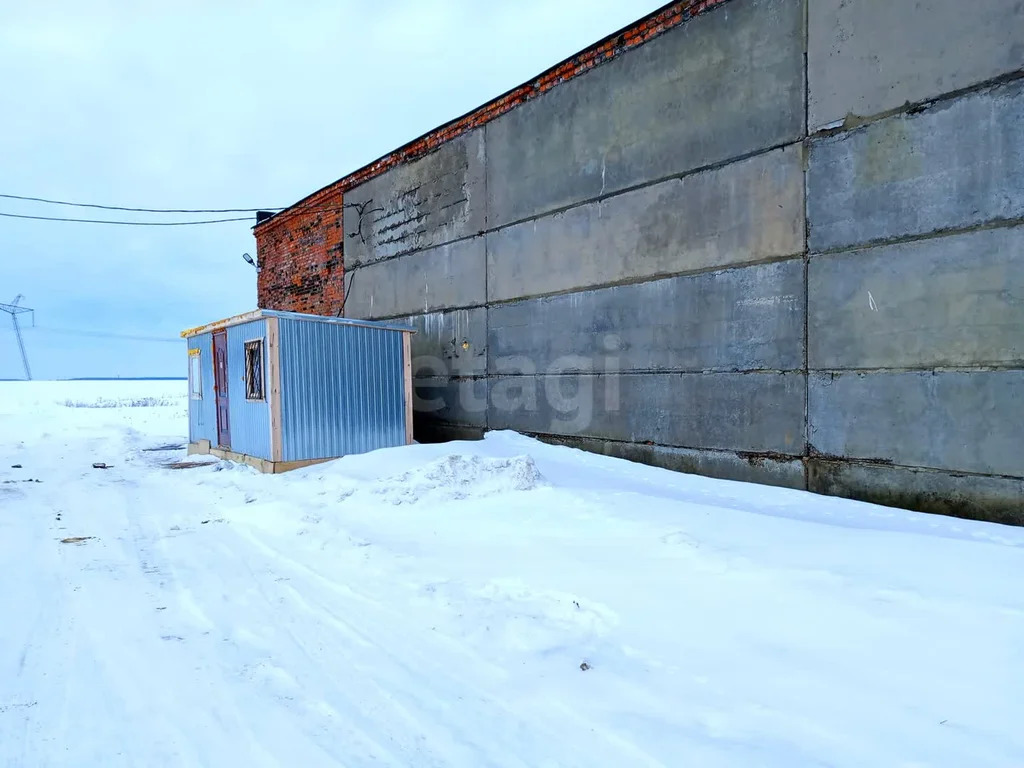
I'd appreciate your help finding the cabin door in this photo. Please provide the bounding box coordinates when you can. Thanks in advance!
[213,330,231,448]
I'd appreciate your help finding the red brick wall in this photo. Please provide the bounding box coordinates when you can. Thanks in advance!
[255,0,730,314]
[255,186,344,315]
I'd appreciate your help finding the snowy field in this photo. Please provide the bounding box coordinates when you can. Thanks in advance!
[1,380,1023,767]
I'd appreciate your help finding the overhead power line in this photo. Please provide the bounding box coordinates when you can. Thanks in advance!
[2,325,180,343]
[0,211,252,226]
[0,192,284,214]
[0,193,348,223]
[31,326,181,343]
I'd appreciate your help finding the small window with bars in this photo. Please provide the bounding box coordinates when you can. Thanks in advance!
[244,339,265,401]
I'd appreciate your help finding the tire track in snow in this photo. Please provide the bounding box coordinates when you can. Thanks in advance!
[226,518,652,766]
[0,456,85,768]
[116,467,349,767]
[197,527,480,765]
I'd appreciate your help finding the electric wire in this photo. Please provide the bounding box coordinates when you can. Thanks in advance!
[0,211,253,226]
[8,326,181,343]
[0,192,283,214]
[0,193,349,222]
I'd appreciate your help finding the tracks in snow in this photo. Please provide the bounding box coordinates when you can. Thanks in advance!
[1,428,647,767]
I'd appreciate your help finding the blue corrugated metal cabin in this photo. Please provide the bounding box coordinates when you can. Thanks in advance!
[181,309,414,472]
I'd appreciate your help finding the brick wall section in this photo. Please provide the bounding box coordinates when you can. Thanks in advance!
[254,0,730,313]
[256,186,344,315]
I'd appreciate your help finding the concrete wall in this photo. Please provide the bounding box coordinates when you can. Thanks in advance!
[343,0,1024,523]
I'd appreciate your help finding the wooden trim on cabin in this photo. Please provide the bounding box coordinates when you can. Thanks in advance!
[266,316,284,462]
[270,457,334,474]
[403,330,414,445]
[187,441,332,474]
[268,312,415,334]
[187,439,212,456]
[182,309,415,338]
[180,309,264,339]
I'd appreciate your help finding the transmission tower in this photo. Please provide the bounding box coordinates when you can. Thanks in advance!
[0,295,34,380]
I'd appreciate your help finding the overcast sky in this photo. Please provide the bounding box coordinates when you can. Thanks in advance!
[0,0,664,380]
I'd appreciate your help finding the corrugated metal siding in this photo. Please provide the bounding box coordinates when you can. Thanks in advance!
[187,333,217,444]
[278,317,406,462]
[224,320,272,459]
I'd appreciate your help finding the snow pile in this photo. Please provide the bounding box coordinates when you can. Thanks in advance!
[358,453,545,505]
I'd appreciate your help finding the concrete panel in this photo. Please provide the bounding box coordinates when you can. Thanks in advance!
[541,433,806,490]
[808,80,1024,252]
[344,236,485,319]
[412,377,487,428]
[397,308,488,377]
[808,0,1024,130]
[808,371,1024,477]
[485,0,805,228]
[344,130,486,267]
[487,146,805,302]
[809,226,1024,369]
[489,259,804,373]
[488,372,805,454]
[808,459,1024,527]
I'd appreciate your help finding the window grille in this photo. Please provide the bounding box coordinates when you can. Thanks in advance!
[244,340,265,401]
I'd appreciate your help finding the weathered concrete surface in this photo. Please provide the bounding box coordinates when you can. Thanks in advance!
[344,237,485,319]
[489,259,805,373]
[487,146,805,302]
[412,377,488,428]
[485,0,805,229]
[488,373,805,454]
[540,433,807,490]
[809,226,1024,370]
[344,130,486,267]
[808,371,1024,477]
[266,0,1024,520]
[397,308,488,376]
[808,0,1024,130]
[808,80,1024,252]
[808,460,1024,527]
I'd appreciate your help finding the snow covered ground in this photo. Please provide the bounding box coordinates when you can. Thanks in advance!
[2,380,1023,767]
